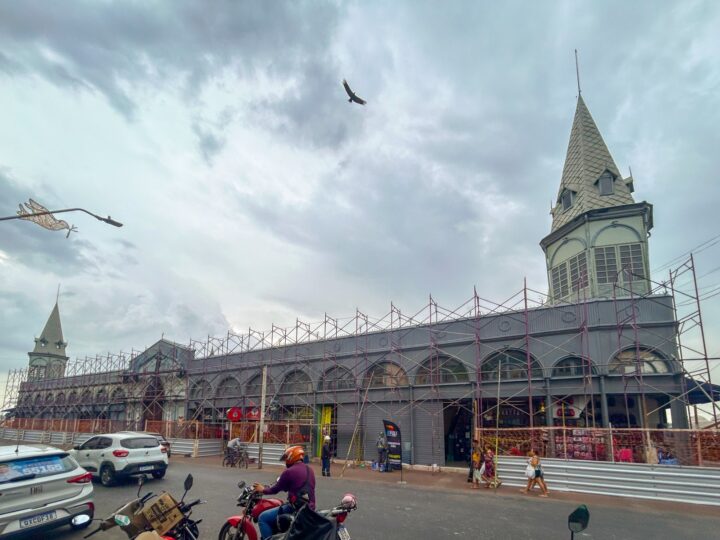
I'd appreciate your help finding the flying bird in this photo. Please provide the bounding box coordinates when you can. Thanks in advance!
[342,79,366,105]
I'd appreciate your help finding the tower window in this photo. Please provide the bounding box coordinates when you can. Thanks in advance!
[561,190,575,211]
[619,243,645,281]
[597,171,615,196]
[568,252,588,291]
[551,263,570,299]
[594,246,618,284]
[594,243,645,284]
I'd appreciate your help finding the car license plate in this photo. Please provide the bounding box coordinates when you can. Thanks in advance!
[20,510,58,529]
[138,465,154,471]
[338,526,351,540]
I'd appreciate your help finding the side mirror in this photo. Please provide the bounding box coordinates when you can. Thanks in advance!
[137,475,145,497]
[72,445,80,451]
[237,481,246,490]
[71,515,91,527]
[568,505,590,538]
[184,474,193,491]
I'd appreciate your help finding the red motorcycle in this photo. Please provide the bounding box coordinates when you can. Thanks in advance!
[218,481,286,540]
[218,481,357,540]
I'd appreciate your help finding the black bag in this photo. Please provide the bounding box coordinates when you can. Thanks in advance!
[282,506,336,540]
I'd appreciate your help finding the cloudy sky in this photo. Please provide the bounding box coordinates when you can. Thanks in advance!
[1,1,719,397]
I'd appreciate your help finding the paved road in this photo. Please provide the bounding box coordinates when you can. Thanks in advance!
[36,459,717,540]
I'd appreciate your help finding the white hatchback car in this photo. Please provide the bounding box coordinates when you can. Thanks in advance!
[0,444,94,538]
[69,432,168,487]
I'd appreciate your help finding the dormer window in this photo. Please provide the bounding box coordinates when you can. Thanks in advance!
[596,170,615,196]
[561,189,575,211]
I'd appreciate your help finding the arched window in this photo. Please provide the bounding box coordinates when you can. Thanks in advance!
[553,357,597,378]
[280,371,313,394]
[415,356,469,385]
[608,348,671,375]
[80,390,93,404]
[319,366,355,391]
[110,387,126,403]
[216,377,242,398]
[246,373,275,396]
[96,388,108,404]
[363,362,408,389]
[34,394,43,405]
[482,350,543,381]
[55,392,66,406]
[45,393,55,405]
[190,379,212,400]
[67,391,78,405]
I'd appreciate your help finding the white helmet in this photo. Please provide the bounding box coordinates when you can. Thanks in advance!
[324,435,331,442]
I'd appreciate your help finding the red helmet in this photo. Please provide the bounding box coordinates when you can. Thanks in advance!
[281,445,305,466]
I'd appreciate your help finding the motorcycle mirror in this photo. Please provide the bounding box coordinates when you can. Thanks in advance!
[137,475,145,497]
[71,515,91,527]
[237,481,246,489]
[114,514,132,527]
[180,473,193,502]
[568,505,590,538]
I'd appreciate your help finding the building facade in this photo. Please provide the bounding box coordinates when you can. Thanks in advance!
[13,95,701,466]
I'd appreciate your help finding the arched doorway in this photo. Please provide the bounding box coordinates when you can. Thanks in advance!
[142,377,165,423]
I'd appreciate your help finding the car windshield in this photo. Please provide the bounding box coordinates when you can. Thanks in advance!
[0,453,76,484]
[121,437,160,449]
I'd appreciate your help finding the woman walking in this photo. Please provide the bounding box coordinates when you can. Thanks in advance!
[481,444,501,488]
[522,449,549,497]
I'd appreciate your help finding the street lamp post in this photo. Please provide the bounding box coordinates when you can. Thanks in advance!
[0,208,123,227]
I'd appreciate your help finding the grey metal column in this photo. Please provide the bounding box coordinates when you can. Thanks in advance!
[599,375,610,428]
[670,376,690,429]
[544,377,553,427]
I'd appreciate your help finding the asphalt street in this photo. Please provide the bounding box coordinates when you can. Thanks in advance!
[29,458,719,540]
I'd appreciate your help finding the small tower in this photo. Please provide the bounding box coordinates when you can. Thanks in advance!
[28,301,69,380]
[540,95,653,304]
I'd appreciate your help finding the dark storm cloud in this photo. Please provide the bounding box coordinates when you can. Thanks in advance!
[0,170,96,273]
[0,0,348,153]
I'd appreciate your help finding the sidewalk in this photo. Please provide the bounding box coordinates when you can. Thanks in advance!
[181,455,718,518]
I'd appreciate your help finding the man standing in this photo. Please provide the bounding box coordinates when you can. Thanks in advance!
[376,432,388,471]
[321,435,332,477]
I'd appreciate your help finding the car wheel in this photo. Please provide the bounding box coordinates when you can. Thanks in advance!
[152,469,166,479]
[100,465,115,487]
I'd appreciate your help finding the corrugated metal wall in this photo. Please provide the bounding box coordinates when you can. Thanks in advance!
[362,401,410,464]
[412,400,444,466]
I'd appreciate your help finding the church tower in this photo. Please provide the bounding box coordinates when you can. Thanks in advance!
[540,95,653,304]
[28,301,69,380]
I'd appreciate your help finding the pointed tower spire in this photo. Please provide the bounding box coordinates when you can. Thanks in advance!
[33,302,67,355]
[551,95,635,231]
[28,301,69,380]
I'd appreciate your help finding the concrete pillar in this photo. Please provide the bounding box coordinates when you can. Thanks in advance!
[599,376,610,428]
[670,393,690,429]
[544,378,553,427]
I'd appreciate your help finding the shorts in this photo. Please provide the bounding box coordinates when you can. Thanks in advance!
[473,469,483,482]
[534,469,543,479]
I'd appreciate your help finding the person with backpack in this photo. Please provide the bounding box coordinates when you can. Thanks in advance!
[253,445,316,539]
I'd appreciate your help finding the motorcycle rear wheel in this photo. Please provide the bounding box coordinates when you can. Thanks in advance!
[218,521,246,540]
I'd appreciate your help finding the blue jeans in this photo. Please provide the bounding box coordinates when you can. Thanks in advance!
[258,503,292,540]
[322,457,331,475]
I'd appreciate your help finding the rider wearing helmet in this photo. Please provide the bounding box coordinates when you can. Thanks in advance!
[253,445,316,540]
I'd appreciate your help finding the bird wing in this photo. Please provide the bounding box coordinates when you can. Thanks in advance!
[342,79,355,99]
[27,198,50,212]
[353,95,367,105]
